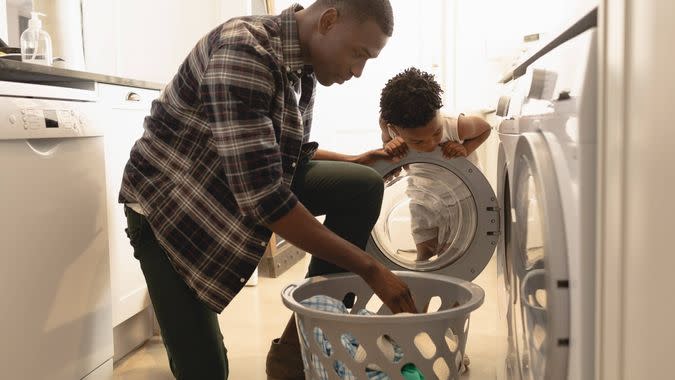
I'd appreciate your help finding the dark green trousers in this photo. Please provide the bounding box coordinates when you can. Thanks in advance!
[124,160,384,379]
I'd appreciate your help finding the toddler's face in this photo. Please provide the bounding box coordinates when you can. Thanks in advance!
[393,113,443,152]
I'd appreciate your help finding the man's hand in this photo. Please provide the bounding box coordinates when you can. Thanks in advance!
[441,141,468,159]
[355,148,394,166]
[269,203,417,315]
[383,136,408,162]
[364,261,418,314]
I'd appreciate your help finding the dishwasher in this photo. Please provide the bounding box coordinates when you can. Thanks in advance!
[0,81,113,379]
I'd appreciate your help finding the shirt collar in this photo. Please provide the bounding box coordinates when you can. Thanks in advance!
[280,4,306,74]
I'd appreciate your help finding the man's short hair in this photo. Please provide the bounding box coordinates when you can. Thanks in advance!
[315,0,394,36]
[380,67,444,128]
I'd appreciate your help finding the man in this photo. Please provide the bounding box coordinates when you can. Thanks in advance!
[118,1,416,379]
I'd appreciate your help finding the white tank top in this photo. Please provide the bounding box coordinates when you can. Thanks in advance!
[387,114,480,167]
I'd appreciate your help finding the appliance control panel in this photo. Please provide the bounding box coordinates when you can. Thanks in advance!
[1,97,105,139]
[20,108,82,130]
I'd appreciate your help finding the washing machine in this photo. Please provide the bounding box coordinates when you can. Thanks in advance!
[362,144,501,378]
[495,7,598,380]
[494,71,535,380]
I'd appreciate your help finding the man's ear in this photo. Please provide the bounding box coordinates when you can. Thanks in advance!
[318,8,339,35]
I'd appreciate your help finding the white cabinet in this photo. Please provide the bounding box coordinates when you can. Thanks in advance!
[99,83,159,327]
[0,0,8,43]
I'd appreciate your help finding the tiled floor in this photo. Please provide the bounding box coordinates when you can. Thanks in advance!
[113,254,505,380]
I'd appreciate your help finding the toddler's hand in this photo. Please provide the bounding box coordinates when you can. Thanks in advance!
[384,136,408,162]
[442,141,467,159]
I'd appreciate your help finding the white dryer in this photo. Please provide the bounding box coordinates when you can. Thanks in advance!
[495,7,598,380]
[494,73,538,380]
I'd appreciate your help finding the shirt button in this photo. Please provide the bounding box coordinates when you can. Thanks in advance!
[291,162,296,168]
[296,69,302,74]
[285,66,291,72]
[240,278,246,283]
[261,241,267,247]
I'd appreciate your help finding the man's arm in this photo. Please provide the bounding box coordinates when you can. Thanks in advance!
[457,115,491,155]
[312,148,390,165]
[268,203,417,314]
[312,149,361,163]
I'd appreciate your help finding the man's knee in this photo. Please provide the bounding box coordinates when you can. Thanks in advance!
[353,165,384,202]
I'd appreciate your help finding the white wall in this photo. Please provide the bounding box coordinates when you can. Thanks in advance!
[221,0,249,19]
[5,2,20,46]
[83,0,251,83]
[0,0,8,43]
[450,0,594,113]
[115,0,222,83]
[81,0,116,76]
[599,0,675,378]
[4,0,31,46]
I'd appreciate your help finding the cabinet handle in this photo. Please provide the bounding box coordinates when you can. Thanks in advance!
[126,92,141,102]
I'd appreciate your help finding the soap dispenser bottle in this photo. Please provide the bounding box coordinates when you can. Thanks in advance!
[20,12,53,66]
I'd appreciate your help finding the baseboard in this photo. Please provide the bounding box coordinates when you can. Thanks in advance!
[113,307,154,362]
[82,358,113,380]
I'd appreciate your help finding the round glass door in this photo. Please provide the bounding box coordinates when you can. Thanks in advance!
[366,151,499,281]
[371,162,478,271]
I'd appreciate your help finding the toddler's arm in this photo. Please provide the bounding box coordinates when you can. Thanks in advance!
[458,115,491,155]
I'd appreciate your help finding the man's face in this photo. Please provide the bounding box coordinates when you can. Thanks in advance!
[310,11,389,86]
[393,113,444,152]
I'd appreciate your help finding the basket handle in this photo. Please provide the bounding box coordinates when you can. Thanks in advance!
[282,283,298,298]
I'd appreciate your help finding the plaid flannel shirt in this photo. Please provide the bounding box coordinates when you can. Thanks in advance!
[119,4,317,312]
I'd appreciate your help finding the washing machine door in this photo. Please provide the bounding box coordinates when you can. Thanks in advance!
[496,143,523,380]
[510,132,570,380]
[496,143,514,318]
[366,149,499,281]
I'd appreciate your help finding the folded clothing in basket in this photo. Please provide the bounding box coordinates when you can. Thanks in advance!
[300,295,424,380]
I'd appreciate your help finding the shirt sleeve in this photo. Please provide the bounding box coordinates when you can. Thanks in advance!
[200,45,297,225]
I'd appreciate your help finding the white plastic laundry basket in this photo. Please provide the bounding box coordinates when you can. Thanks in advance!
[282,271,485,380]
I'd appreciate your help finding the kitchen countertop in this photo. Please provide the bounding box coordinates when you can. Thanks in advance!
[0,59,164,91]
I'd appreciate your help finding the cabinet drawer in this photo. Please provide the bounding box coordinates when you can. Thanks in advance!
[98,83,159,110]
